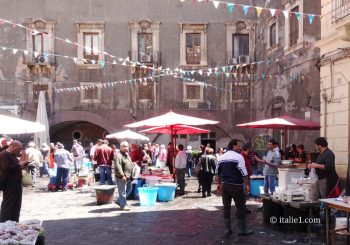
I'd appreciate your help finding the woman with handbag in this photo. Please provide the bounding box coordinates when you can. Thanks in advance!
[196,148,217,198]
[0,140,30,222]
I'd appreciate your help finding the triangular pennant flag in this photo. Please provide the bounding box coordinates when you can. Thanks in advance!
[12,49,18,54]
[242,5,249,15]
[212,1,220,9]
[65,38,72,44]
[283,11,289,18]
[34,52,39,57]
[227,3,235,13]
[270,9,276,16]
[308,14,315,24]
[191,71,196,75]
[32,30,39,35]
[226,73,230,78]
[199,70,203,76]
[214,67,218,73]
[112,60,117,64]
[91,60,96,64]
[23,50,28,55]
[295,13,301,22]
[262,74,266,80]
[222,67,226,73]
[256,7,263,17]
[73,58,78,63]
[122,60,127,66]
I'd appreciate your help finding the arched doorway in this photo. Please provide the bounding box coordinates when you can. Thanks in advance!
[50,121,109,150]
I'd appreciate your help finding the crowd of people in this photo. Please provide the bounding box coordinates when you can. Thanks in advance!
[0,134,340,238]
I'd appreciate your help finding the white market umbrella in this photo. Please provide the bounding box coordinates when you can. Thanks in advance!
[34,91,50,146]
[0,114,45,134]
[106,129,149,141]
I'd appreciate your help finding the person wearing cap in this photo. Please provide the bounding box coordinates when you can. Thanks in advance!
[54,143,74,191]
[25,142,43,188]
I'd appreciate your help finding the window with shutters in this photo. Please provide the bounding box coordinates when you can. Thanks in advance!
[23,19,55,64]
[186,33,201,64]
[80,82,101,103]
[83,32,99,63]
[183,83,203,102]
[179,23,208,67]
[269,22,277,47]
[284,0,304,50]
[139,82,155,100]
[76,21,105,68]
[232,84,249,102]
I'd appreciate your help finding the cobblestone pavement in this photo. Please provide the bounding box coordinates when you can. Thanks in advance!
[0,176,347,244]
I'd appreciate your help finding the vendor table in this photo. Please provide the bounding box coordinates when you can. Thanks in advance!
[261,195,320,235]
[320,198,350,245]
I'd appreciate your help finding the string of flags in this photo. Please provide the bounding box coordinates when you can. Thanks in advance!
[55,73,171,93]
[187,0,318,24]
[0,17,162,72]
[0,45,165,71]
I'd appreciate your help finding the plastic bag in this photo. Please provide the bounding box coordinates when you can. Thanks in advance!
[309,168,318,181]
[21,169,33,186]
[132,163,141,179]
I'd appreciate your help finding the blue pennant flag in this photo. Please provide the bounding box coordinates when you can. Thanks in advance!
[222,67,226,73]
[242,5,249,15]
[262,74,266,80]
[308,14,315,24]
[227,3,235,13]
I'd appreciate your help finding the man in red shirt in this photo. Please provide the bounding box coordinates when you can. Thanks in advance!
[130,143,143,167]
[94,140,114,185]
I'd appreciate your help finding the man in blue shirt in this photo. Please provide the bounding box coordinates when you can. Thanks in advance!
[216,139,253,237]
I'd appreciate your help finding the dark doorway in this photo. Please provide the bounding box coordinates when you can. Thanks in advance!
[201,139,216,153]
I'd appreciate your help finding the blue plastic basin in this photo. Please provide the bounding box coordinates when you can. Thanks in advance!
[138,187,159,206]
[156,183,176,202]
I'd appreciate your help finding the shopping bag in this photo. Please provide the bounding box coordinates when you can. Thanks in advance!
[21,169,33,186]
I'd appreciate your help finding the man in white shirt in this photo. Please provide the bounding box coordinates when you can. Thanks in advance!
[175,144,187,195]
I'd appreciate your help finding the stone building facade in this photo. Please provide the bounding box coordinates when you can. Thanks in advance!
[316,0,350,178]
[0,0,320,154]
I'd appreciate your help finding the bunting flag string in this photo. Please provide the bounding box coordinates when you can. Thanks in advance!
[0,17,162,72]
[55,73,169,93]
[188,0,320,20]
[0,45,167,71]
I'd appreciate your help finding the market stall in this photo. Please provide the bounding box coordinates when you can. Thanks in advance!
[0,220,43,245]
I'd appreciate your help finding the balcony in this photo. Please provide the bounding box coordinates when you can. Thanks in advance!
[128,51,161,65]
[333,0,350,22]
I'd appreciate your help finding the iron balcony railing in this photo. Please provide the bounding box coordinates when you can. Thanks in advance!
[333,0,350,22]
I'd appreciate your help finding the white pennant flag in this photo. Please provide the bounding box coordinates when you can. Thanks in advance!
[34,52,39,57]
[2,47,6,51]
[65,38,72,43]
[122,60,127,66]
[73,58,78,63]
[24,50,28,55]
[32,30,39,35]
[283,11,289,18]
[112,60,117,64]
[199,70,203,76]
[212,1,220,9]
[12,49,18,54]
[270,9,276,16]
[91,60,96,64]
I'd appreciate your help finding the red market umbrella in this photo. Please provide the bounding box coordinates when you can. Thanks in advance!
[140,124,210,135]
[236,115,320,153]
[125,111,219,128]
[126,111,218,174]
[236,115,320,130]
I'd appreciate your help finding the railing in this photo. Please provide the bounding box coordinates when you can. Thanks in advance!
[333,0,350,22]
